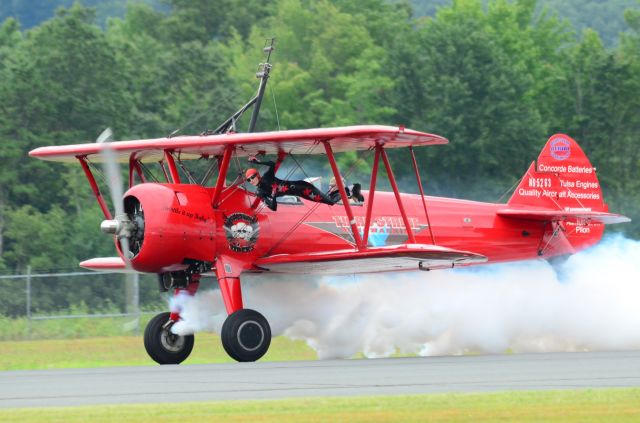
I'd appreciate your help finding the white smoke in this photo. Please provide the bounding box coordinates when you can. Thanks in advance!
[171,234,640,359]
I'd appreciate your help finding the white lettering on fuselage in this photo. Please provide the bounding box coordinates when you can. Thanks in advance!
[332,215,421,234]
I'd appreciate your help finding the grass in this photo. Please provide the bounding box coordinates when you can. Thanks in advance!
[0,334,317,370]
[1,389,639,422]
[0,313,160,341]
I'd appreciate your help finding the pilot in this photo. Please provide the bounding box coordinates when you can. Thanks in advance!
[328,177,364,204]
[328,176,350,203]
[246,157,337,211]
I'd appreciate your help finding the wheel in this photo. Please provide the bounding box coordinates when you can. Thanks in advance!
[221,309,271,362]
[144,312,194,364]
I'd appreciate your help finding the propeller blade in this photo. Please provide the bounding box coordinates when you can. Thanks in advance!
[98,130,124,218]
[96,127,113,144]
[96,128,132,266]
[119,236,133,262]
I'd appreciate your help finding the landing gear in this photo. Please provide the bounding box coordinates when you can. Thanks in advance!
[213,256,272,362]
[221,309,271,362]
[144,312,194,364]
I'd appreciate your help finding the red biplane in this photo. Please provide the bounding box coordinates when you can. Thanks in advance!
[29,43,629,364]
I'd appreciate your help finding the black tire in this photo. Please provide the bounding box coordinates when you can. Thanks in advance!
[144,312,194,365]
[221,309,271,362]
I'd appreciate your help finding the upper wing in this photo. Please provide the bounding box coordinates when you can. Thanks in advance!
[497,208,631,225]
[254,243,487,275]
[29,125,447,164]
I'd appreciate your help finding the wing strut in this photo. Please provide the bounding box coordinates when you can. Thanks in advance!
[362,147,381,246]
[128,156,147,187]
[164,151,181,183]
[78,156,112,220]
[379,145,416,243]
[324,141,365,249]
[212,145,234,208]
[409,146,436,244]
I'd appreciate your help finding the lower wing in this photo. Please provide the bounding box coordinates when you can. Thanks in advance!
[254,243,487,275]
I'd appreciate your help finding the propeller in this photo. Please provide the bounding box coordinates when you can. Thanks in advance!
[96,128,134,265]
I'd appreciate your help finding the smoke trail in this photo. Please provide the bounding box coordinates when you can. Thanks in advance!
[171,235,640,358]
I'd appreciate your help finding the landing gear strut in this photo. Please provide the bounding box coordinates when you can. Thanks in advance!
[143,312,194,364]
[221,309,271,362]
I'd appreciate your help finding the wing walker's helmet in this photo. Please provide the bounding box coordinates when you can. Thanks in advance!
[245,168,259,181]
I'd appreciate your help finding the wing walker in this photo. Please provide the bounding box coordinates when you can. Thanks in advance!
[30,40,630,364]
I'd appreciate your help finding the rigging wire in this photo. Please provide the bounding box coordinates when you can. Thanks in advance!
[199,156,219,186]
[174,153,197,184]
[87,158,106,183]
[270,84,281,132]
[138,161,160,183]
[496,175,523,203]
[221,151,253,208]
[167,89,241,138]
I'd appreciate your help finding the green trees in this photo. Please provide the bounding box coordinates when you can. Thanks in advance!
[227,0,398,131]
[540,0,639,46]
[399,0,561,199]
[0,5,131,273]
[105,3,239,137]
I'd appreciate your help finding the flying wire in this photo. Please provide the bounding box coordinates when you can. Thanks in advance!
[495,174,523,203]
[175,153,197,184]
[138,161,160,183]
[270,84,281,131]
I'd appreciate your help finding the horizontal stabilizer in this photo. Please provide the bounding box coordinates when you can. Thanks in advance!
[80,257,135,273]
[497,208,631,225]
[254,244,487,275]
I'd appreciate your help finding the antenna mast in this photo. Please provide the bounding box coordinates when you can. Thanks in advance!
[248,38,275,133]
[210,38,275,135]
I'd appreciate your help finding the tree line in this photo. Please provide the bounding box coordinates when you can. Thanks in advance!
[0,0,639,314]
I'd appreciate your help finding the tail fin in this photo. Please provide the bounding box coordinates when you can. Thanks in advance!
[507,134,605,212]
[502,134,629,255]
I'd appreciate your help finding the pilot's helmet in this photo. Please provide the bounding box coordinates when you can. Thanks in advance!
[245,168,259,181]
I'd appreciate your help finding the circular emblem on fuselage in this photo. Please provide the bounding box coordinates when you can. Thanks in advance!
[223,213,260,253]
[550,138,571,161]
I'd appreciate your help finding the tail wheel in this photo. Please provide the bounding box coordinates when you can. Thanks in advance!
[221,309,271,362]
[144,312,194,365]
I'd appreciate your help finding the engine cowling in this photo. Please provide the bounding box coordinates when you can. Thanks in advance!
[122,183,216,273]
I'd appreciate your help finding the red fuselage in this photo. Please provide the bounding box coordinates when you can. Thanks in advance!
[125,183,602,273]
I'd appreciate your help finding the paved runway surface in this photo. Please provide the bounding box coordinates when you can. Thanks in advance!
[1,351,640,408]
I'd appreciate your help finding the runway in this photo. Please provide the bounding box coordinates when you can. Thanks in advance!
[1,351,640,408]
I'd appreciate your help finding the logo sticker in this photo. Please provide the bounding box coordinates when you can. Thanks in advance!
[550,138,571,161]
[223,213,260,253]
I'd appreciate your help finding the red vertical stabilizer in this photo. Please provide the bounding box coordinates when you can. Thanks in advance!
[508,134,606,213]
[505,134,612,254]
